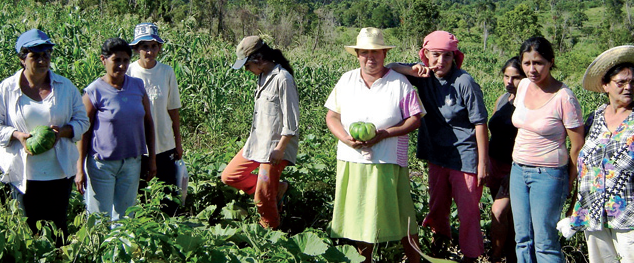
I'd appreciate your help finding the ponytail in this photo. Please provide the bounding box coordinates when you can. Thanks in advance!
[253,44,294,76]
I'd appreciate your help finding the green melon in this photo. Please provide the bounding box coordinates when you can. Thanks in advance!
[349,122,377,141]
[26,126,56,155]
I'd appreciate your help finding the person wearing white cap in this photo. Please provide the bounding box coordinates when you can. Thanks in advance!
[325,27,424,263]
[0,29,89,244]
[221,36,299,230]
[127,22,183,216]
[568,45,634,263]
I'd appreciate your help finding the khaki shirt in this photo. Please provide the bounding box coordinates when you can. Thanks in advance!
[243,64,299,164]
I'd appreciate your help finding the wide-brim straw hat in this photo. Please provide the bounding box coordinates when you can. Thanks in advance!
[344,27,395,56]
[583,45,634,93]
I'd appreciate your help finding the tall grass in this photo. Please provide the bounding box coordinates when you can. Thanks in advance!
[0,1,602,261]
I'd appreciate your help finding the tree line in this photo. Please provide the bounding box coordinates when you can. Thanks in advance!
[36,0,634,54]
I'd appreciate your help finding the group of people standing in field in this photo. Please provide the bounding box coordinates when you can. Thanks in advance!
[0,22,632,263]
[223,27,633,263]
[0,23,182,244]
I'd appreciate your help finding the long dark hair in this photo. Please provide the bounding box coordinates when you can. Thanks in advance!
[519,37,555,69]
[251,43,294,76]
[501,56,526,78]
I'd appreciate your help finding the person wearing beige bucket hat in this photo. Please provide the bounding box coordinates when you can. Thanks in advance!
[325,27,424,263]
[566,45,634,263]
[221,36,299,230]
[388,31,488,262]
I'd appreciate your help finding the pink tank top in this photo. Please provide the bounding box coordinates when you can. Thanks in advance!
[511,79,583,167]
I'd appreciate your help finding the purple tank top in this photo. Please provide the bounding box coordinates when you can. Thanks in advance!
[84,76,147,160]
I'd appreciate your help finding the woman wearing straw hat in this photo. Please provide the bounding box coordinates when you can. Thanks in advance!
[0,29,89,244]
[388,31,488,262]
[325,27,424,262]
[127,22,183,216]
[221,36,299,230]
[569,45,634,263]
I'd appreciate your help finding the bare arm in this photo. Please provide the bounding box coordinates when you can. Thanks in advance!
[475,123,489,187]
[566,126,585,198]
[75,94,96,194]
[143,94,157,180]
[325,110,364,149]
[167,109,183,160]
[386,63,418,77]
[363,113,422,148]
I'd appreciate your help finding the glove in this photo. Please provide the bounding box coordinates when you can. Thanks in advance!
[556,217,577,239]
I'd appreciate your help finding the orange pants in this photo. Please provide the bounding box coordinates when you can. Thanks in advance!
[221,149,288,229]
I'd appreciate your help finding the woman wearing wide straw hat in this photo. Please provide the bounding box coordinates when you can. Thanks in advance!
[388,31,488,262]
[221,36,299,230]
[569,45,634,263]
[0,29,89,245]
[127,22,183,216]
[325,27,424,262]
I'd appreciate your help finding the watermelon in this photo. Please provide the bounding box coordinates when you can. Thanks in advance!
[349,122,377,141]
[26,126,56,155]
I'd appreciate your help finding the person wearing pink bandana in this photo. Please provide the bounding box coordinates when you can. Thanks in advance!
[389,31,488,262]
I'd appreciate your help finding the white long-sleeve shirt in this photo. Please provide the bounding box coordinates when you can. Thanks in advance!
[0,70,89,193]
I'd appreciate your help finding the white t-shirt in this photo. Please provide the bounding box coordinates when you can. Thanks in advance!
[127,61,181,154]
[325,68,425,167]
[19,94,64,181]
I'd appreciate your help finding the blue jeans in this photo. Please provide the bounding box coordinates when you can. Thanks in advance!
[510,162,568,263]
[85,156,141,221]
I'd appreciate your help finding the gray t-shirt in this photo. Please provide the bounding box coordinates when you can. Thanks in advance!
[406,65,487,173]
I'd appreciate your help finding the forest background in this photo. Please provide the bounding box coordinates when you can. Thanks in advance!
[0,0,631,262]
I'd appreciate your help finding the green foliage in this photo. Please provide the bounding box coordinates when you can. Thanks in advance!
[398,0,440,47]
[0,0,624,261]
[496,3,542,54]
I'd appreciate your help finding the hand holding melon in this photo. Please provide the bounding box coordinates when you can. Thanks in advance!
[26,125,56,155]
[349,122,377,141]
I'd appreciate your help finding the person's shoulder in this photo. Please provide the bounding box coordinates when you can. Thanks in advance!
[0,70,21,89]
[125,75,146,91]
[386,68,407,79]
[386,69,413,86]
[452,69,476,83]
[451,69,481,92]
[556,83,579,99]
[49,71,75,88]
[127,61,141,71]
[275,66,293,80]
[84,78,103,94]
[335,68,360,83]
[155,61,174,72]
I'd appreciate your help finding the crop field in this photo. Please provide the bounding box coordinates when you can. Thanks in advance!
[0,1,611,262]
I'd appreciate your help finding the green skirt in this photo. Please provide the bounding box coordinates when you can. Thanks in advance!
[330,160,418,243]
